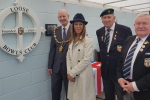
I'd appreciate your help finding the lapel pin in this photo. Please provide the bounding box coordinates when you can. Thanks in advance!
[147,41,149,44]
[114,35,116,40]
[144,42,147,44]
[144,41,149,44]
[142,45,145,48]
[114,37,116,40]
[140,48,143,52]
[102,36,103,41]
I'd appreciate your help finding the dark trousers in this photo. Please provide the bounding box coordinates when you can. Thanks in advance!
[103,77,124,100]
[51,65,68,100]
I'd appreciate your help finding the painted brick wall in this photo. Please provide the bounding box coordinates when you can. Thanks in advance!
[0,0,137,100]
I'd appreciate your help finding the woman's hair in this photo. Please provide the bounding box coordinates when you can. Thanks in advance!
[69,22,86,45]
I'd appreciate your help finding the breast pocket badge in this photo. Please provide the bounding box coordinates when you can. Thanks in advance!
[117,45,122,52]
[144,58,150,67]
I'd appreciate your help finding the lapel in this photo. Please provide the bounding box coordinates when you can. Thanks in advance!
[74,35,83,46]
[109,23,120,50]
[57,26,62,42]
[135,35,150,61]
[62,25,71,48]
[123,36,136,62]
[66,25,71,40]
[100,27,107,50]
[69,41,73,58]
[101,27,105,43]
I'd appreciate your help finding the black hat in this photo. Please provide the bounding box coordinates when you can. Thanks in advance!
[70,13,88,25]
[100,8,114,17]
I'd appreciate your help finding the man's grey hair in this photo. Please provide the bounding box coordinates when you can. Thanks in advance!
[134,13,150,23]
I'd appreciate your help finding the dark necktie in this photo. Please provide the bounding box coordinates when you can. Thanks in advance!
[105,29,111,48]
[123,38,141,79]
[63,28,67,41]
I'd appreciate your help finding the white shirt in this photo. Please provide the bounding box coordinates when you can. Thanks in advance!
[62,23,70,39]
[105,23,115,53]
[126,35,149,91]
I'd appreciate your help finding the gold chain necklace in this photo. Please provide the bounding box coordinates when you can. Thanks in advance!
[53,25,70,52]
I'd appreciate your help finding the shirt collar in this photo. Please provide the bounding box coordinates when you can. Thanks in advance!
[136,34,149,42]
[62,23,70,30]
[105,22,115,31]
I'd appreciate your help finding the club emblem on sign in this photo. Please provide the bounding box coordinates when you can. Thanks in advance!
[144,58,150,67]
[18,27,24,35]
[117,45,122,52]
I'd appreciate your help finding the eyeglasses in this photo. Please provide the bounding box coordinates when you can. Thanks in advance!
[135,22,149,26]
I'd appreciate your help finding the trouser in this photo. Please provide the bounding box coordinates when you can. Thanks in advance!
[51,65,68,100]
[103,77,124,100]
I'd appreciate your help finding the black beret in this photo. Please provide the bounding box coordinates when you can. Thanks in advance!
[100,8,114,17]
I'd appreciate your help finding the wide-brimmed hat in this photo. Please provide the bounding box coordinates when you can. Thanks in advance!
[70,13,88,25]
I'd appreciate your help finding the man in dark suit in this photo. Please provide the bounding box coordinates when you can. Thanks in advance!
[96,8,132,100]
[117,14,150,100]
[47,9,71,100]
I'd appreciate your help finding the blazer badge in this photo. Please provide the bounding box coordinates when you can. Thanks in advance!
[117,45,122,52]
[144,58,150,67]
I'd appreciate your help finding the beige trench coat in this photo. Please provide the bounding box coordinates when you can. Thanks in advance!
[67,35,96,100]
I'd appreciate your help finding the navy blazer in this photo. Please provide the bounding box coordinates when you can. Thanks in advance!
[117,35,150,100]
[48,25,71,74]
[96,23,132,80]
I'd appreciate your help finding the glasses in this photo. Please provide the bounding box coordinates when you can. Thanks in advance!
[135,22,149,26]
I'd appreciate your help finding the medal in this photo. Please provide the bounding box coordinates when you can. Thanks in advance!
[53,26,69,53]
[59,45,63,52]
[114,35,116,40]
[59,42,64,52]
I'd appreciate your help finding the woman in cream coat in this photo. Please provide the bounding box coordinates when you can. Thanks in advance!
[67,13,96,100]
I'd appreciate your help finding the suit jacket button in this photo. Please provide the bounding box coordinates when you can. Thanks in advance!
[78,60,80,62]
[107,62,108,63]
[107,55,109,57]
[78,49,80,51]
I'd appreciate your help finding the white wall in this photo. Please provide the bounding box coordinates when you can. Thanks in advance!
[0,0,137,100]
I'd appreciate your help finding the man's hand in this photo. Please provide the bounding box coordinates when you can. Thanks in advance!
[123,82,135,93]
[67,74,75,82]
[118,78,129,88]
[118,78,131,93]
[47,69,52,75]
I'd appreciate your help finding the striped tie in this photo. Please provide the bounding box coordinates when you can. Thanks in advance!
[123,38,141,79]
[105,29,111,48]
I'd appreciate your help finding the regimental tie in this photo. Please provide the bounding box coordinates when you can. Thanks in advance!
[63,28,67,41]
[105,29,111,48]
[123,38,141,79]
